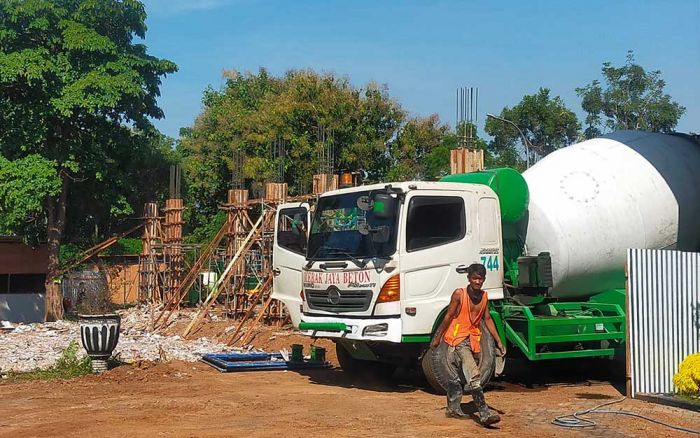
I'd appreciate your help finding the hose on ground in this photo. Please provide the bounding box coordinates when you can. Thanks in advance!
[551,396,700,435]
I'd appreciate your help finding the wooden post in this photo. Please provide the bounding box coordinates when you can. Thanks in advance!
[450,148,484,174]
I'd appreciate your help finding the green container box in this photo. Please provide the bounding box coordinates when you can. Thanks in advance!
[310,346,326,363]
[291,344,303,362]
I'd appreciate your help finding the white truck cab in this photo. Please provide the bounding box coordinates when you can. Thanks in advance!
[272,181,504,348]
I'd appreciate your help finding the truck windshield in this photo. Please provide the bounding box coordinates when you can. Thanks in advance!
[307,190,399,261]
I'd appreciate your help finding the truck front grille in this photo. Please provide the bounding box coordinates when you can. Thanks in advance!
[305,288,372,313]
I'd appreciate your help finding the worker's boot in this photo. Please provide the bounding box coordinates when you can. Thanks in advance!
[471,387,501,426]
[445,380,467,418]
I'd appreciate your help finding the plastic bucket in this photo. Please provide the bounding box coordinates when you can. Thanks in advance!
[291,344,303,362]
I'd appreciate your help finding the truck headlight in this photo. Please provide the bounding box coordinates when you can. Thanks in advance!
[363,323,389,337]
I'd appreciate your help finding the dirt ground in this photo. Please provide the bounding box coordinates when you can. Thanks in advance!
[2,325,698,438]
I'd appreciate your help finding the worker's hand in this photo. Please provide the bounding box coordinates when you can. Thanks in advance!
[496,343,506,357]
[430,337,440,349]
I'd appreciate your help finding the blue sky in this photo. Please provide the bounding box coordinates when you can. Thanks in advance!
[140,0,700,139]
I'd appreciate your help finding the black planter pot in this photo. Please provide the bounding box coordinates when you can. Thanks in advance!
[78,314,121,373]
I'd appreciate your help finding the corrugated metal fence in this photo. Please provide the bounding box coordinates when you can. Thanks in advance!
[627,248,700,397]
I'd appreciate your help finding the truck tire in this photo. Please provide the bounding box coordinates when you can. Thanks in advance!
[421,321,497,394]
[336,342,396,379]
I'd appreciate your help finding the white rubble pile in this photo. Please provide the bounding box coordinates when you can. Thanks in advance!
[0,306,239,373]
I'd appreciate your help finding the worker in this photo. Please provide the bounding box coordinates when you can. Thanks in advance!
[431,263,505,426]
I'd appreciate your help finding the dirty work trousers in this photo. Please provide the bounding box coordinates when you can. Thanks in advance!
[445,338,481,407]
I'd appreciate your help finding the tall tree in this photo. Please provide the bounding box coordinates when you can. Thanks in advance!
[386,114,449,181]
[0,0,176,320]
[484,88,580,168]
[576,51,686,138]
[180,69,405,237]
[387,117,490,181]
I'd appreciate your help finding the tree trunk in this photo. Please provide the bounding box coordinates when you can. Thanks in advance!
[44,174,69,321]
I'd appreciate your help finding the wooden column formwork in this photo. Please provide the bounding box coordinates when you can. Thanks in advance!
[138,203,161,302]
[450,148,484,174]
[157,182,300,335]
[262,183,287,324]
[313,174,339,195]
[224,189,250,319]
[162,198,184,302]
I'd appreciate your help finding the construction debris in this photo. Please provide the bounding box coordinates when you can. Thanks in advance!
[0,305,239,374]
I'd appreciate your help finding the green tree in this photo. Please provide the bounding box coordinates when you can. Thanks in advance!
[387,114,449,181]
[180,69,405,237]
[576,51,686,138]
[484,88,580,168]
[0,0,177,320]
[387,117,491,181]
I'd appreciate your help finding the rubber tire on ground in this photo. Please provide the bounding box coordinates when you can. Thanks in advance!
[421,320,497,394]
[335,342,396,379]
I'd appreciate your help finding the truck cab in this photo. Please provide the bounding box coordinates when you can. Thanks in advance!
[272,181,504,375]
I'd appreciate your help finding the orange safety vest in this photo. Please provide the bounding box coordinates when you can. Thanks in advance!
[443,288,488,352]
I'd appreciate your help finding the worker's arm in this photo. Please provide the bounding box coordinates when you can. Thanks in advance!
[430,289,461,348]
[484,310,506,356]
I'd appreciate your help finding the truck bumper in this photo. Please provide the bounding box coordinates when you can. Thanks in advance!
[298,314,402,343]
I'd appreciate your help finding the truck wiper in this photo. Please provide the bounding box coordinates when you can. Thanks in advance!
[325,249,368,269]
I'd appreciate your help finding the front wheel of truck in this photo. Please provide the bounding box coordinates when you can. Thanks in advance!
[420,320,498,394]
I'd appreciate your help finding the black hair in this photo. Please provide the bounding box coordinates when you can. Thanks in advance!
[467,263,486,277]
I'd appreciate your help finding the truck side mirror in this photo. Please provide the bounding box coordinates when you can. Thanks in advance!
[372,193,396,219]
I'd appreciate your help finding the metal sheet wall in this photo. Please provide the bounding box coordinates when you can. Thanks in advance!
[627,248,700,397]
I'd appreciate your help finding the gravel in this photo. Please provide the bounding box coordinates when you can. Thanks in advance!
[0,306,239,373]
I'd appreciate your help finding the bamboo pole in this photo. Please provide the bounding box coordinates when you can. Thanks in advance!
[182,214,264,338]
[225,275,272,345]
[53,222,143,279]
[237,293,274,346]
[153,222,229,329]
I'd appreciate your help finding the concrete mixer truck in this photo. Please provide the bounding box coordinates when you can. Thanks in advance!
[270,130,700,390]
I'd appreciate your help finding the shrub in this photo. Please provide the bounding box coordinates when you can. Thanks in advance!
[673,353,700,397]
[8,341,92,381]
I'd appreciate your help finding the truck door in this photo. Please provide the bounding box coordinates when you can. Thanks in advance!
[399,191,477,336]
[476,197,504,297]
[271,202,310,327]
